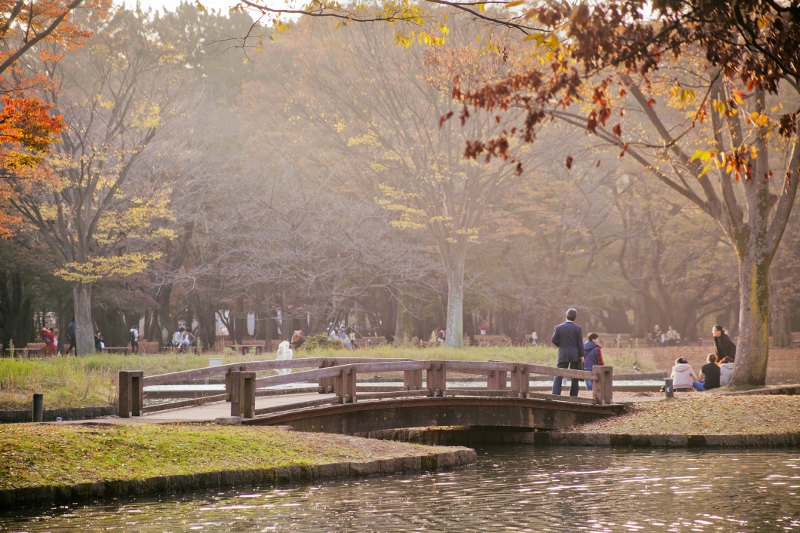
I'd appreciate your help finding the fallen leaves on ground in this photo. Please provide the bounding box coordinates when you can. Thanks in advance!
[569,394,800,435]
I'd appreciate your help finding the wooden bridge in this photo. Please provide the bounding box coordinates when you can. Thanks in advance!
[118,358,625,434]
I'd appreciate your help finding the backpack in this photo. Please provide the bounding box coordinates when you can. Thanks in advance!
[130,330,136,342]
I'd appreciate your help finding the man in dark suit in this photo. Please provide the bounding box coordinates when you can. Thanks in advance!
[551,308,585,396]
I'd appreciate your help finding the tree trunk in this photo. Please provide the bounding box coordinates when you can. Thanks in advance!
[770,276,792,348]
[73,282,94,355]
[445,256,465,348]
[393,288,414,344]
[730,252,771,385]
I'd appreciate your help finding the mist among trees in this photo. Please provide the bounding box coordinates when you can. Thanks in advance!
[1,1,798,386]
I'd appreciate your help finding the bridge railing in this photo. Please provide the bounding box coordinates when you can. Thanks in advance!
[118,358,613,419]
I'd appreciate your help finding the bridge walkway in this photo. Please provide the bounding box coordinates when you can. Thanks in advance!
[126,392,338,423]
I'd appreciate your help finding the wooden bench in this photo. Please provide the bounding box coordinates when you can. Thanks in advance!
[135,340,160,354]
[103,346,130,354]
[225,343,265,355]
[8,342,47,357]
[238,344,264,355]
[475,334,513,347]
[359,336,387,347]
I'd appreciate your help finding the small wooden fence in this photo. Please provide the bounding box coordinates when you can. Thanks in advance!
[119,358,614,419]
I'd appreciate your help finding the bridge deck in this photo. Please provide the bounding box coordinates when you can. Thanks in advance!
[128,392,337,423]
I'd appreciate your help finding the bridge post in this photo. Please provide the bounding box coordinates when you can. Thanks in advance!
[592,365,613,405]
[225,365,247,401]
[230,371,256,418]
[118,370,144,418]
[404,369,423,390]
[426,362,446,397]
[487,370,507,390]
[510,365,530,398]
[319,359,336,394]
[335,366,357,403]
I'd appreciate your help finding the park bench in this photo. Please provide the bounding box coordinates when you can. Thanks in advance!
[475,334,513,347]
[237,344,264,355]
[136,340,160,354]
[7,342,47,357]
[103,346,130,354]
[359,335,387,347]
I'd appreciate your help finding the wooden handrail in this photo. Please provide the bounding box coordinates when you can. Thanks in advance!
[125,359,616,419]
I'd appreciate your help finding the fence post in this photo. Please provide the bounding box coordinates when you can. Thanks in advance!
[230,371,256,418]
[32,393,43,422]
[592,365,613,405]
[334,365,357,403]
[426,362,446,397]
[487,369,507,390]
[118,370,144,418]
[404,369,422,390]
[319,359,336,394]
[511,365,530,398]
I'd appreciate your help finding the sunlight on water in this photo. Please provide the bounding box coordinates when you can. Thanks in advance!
[1,447,799,532]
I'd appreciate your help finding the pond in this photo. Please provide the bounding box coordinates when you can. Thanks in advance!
[2,446,798,532]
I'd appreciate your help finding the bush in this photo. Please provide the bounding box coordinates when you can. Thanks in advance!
[300,333,346,351]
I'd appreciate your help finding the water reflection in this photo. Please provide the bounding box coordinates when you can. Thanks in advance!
[2,447,799,532]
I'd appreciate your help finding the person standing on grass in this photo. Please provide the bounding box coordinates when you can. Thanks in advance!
[583,332,604,391]
[551,308,585,397]
[65,321,76,355]
[713,325,736,363]
[129,326,139,354]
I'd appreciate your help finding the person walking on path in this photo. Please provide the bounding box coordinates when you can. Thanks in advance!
[551,308,585,397]
[712,325,736,363]
[583,332,604,391]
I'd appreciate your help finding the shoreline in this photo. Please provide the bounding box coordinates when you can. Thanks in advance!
[3,422,798,510]
[0,444,477,509]
[3,385,799,510]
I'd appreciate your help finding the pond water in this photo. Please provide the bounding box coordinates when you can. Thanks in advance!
[2,446,798,532]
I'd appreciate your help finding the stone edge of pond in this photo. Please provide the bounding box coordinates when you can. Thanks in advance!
[0,447,477,509]
[537,431,800,448]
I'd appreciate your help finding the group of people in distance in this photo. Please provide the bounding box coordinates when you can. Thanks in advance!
[670,325,737,391]
[550,307,738,397]
[170,326,194,354]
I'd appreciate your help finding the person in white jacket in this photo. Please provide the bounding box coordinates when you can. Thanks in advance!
[670,357,705,391]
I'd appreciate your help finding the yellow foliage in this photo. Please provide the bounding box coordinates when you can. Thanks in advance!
[748,111,769,129]
[55,252,163,283]
[130,103,161,130]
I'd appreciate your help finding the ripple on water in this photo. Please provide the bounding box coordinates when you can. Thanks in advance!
[1,447,799,532]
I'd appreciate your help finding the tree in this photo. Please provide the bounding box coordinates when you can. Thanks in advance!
[449,2,800,385]
[8,8,182,354]
[0,1,110,236]
[274,15,534,347]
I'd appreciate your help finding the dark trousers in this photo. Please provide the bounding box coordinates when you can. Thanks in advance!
[552,360,581,396]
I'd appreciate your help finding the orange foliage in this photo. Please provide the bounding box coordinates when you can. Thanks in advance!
[0,0,110,236]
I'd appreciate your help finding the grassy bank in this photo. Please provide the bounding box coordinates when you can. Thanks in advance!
[0,345,643,410]
[0,422,459,491]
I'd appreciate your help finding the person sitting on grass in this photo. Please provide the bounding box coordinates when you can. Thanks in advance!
[670,357,705,391]
[699,353,721,390]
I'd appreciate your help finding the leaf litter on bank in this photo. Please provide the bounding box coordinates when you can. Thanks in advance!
[568,394,800,435]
